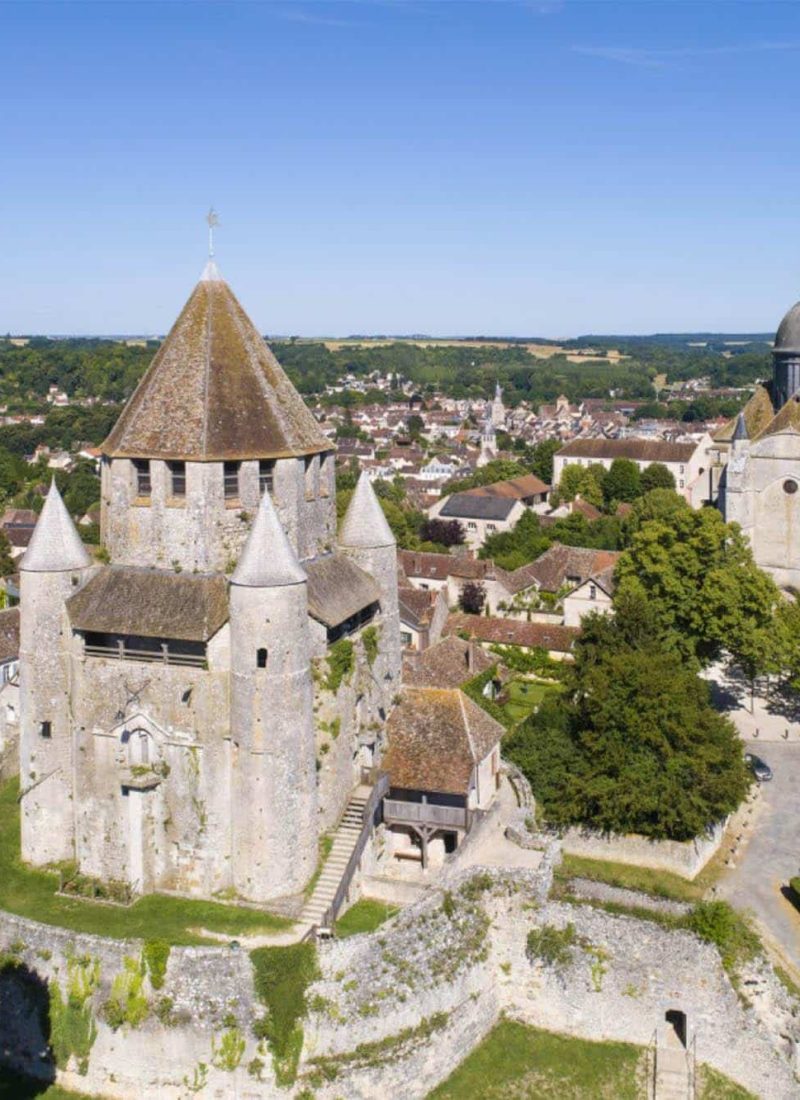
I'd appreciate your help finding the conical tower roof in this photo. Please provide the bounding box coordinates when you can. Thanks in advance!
[231,489,307,587]
[339,473,395,549]
[732,412,749,442]
[22,481,91,573]
[103,264,329,461]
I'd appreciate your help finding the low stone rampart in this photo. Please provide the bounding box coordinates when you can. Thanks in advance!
[1,853,798,1099]
[561,821,725,879]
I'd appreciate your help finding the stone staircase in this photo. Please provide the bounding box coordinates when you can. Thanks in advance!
[300,787,370,929]
[655,1039,691,1099]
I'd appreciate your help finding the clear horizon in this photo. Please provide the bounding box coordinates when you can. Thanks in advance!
[3,0,800,337]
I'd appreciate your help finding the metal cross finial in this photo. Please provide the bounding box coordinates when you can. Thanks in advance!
[206,207,220,258]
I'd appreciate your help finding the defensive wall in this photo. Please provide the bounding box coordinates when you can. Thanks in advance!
[0,846,798,1099]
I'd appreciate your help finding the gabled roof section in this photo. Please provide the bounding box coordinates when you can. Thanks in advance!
[22,481,91,573]
[757,393,800,439]
[67,567,229,641]
[231,490,307,588]
[714,385,775,443]
[339,473,395,549]
[305,554,380,627]
[103,269,330,461]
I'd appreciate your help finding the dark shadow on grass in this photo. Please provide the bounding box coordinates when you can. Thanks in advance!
[0,962,55,1096]
[780,884,800,914]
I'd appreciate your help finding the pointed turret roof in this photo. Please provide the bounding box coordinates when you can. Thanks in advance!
[732,412,749,442]
[22,482,91,573]
[231,490,307,587]
[103,266,329,461]
[339,473,395,549]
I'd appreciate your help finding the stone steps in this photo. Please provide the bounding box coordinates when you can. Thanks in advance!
[299,792,369,927]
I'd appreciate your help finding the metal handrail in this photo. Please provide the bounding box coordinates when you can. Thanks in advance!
[321,771,389,930]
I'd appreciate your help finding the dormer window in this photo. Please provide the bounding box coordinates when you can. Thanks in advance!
[168,461,186,498]
[224,461,240,501]
[133,459,151,497]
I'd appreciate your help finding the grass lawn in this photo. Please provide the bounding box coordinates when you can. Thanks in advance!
[428,1020,755,1100]
[503,678,563,725]
[557,853,707,903]
[428,1019,642,1099]
[334,898,399,938]
[0,777,292,945]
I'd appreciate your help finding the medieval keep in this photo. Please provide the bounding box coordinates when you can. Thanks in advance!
[720,295,800,589]
[18,261,401,903]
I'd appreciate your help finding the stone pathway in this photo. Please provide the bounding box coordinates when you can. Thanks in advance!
[451,776,544,872]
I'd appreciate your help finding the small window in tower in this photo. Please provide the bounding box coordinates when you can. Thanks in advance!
[133,459,151,497]
[256,647,268,669]
[224,461,240,500]
[259,460,275,498]
[169,461,186,498]
[40,720,52,739]
[784,479,798,495]
[304,455,316,501]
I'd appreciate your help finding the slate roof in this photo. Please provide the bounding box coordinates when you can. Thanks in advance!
[384,686,504,796]
[67,567,229,642]
[398,585,438,630]
[103,264,330,461]
[439,493,518,521]
[557,438,698,463]
[0,607,20,664]
[445,613,579,653]
[305,554,380,628]
[403,635,494,689]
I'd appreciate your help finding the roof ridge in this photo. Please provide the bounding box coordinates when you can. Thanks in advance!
[458,690,478,763]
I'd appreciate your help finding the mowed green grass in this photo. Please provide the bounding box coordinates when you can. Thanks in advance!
[428,1019,642,1099]
[428,1020,755,1100]
[334,898,399,938]
[503,678,563,725]
[0,778,291,945]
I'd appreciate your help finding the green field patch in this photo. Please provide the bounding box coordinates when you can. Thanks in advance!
[334,898,399,938]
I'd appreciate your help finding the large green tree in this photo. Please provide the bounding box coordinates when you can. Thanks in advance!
[640,462,676,493]
[603,458,641,506]
[615,501,778,667]
[505,595,749,840]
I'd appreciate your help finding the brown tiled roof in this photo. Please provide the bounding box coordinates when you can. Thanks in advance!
[403,635,494,688]
[467,473,550,499]
[305,554,380,628]
[103,270,330,461]
[757,393,800,438]
[398,585,438,630]
[445,613,579,653]
[573,498,602,520]
[557,438,698,463]
[6,528,33,548]
[398,549,494,582]
[517,543,620,593]
[0,607,20,664]
[1,509,37,528]
[714,384,775,443]
[384,686,503,796]
[67,567,229,642]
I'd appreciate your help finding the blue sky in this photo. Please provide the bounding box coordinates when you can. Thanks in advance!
[2,0,800,336]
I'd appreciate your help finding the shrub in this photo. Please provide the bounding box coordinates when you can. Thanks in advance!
[789,877,800,907]
[526,923,578,969]
[362,625,379,667]
[102,956,149,1030]
[250,944,319,1087]
[143,938,170,990]
[684,902,761,974]
[325,639,355,693]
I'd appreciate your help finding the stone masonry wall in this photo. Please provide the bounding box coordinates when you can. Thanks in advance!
[1,855,797,1099]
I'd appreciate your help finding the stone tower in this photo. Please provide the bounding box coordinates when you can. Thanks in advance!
[19,259,400,904]
[229,490,318,900]
[19,481,92,865]
[339,474,402,687]
[101,260,336,571]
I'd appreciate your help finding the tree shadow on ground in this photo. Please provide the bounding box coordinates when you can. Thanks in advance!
[0,962,56,1097]
[780,884,800,915]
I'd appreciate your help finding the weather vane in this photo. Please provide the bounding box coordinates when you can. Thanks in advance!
[206,207,220,258]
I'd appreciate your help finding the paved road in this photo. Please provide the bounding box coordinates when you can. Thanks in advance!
[717,742,800,973]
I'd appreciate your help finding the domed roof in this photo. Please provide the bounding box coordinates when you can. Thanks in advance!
[774,300,800,355]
